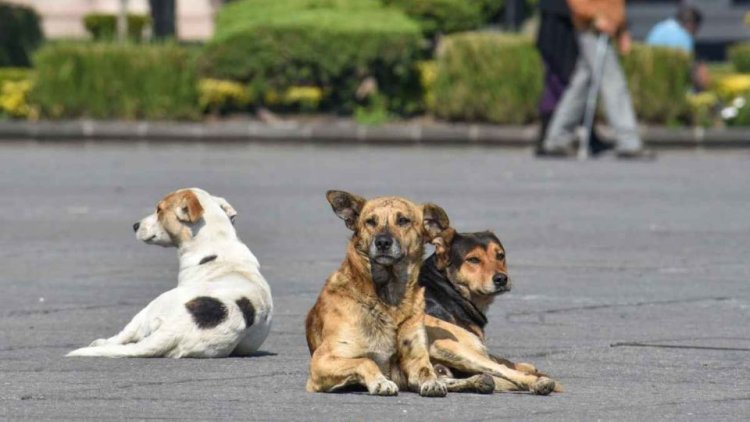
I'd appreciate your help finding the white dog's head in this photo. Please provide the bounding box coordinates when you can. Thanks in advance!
[133,188,238,247]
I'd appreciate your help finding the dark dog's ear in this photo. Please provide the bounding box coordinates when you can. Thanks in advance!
[422,203,450,241]
[431,227,455,270]
[326,190,366,230]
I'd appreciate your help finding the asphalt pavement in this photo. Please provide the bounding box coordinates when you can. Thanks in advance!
[0,142,749,421]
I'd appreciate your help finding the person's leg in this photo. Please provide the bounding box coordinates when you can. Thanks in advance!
[543,48,591,151]
[592,38,643,152]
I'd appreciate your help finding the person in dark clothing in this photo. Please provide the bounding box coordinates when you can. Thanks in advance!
[535,0,611,156]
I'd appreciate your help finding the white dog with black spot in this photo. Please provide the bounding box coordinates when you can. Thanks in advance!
[67,188,273,358]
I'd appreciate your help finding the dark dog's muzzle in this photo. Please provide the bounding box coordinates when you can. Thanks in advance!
[493,273,511,294]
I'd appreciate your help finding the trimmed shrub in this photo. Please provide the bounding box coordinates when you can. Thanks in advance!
[622,43,691,124]
[83,13,151,42]
[430,32,542,124]
[32,43,198,119]
[198,0,423,114]
[728,42,750,73]
[383,0,485,37]
[0,3,43,67]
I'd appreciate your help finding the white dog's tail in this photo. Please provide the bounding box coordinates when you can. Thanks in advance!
[66,330,178,358]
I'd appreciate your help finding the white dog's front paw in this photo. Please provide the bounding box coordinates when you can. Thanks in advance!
[88,338,109,347]
[368,377,399,396]
[419,379,447,397]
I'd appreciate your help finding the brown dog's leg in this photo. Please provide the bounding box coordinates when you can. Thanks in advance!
[398,317,447,397]
[307,344,397,396]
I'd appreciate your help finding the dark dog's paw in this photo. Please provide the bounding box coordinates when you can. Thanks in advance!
[419,379,447,397]
[475,374,495,394]
[434,363,454,378]
[368,378,399,396]
[531,377,556,395]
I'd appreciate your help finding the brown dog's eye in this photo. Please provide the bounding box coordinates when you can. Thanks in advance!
[397,216,411,226]
[365,217,377,227]
[466,257,481,264]
[496,253,505,261]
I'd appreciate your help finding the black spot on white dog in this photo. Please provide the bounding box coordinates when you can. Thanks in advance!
[185,297,227,329]
[236,297,255,328]
[199,254,218,265]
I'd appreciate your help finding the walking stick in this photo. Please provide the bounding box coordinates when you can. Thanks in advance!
[578,33,610,161]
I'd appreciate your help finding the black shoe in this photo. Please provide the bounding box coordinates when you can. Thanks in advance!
[616,149,657,161]
[538,145,576,158]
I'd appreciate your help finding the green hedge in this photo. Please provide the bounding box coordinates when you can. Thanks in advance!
[32,43,198,119]
[383,0,486,37]
[83,13,151,42]
[622,43,691,124]
[430,32,542,124]
[198,0,423,113]
[0,3,43,67]
[728,42,750,73]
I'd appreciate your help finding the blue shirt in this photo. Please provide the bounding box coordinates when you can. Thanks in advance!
[646,18,694,53]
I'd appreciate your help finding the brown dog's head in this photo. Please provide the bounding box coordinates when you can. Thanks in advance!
[133,188,238,248]
[326,190,450,267]
[433,230,510,311]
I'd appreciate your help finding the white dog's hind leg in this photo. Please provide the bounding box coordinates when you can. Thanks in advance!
[67,327,177,358]
[89,307,156,347]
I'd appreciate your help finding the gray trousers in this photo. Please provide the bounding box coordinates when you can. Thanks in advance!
[543,31,643,152]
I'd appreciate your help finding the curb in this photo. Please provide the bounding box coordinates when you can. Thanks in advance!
[0,120,748,148]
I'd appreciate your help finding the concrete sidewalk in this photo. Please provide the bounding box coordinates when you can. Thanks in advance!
[1,119,749,147]
[1,145,749,420]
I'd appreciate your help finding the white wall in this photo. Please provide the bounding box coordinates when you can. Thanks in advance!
[7,0,215,40]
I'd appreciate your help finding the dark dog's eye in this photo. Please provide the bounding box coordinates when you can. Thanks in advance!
[466,257,481,264]
[397,216,411,226]
[496,253,505,261]
[365,217,377,227]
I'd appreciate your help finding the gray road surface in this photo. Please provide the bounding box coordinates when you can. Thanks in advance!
[1,143,749,421]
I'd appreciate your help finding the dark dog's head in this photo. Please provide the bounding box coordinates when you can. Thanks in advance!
[433,230,510,311]
[326,190,449,267]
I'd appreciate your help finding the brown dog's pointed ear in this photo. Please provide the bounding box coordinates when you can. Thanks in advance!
[431,227,455,270]
[422,203,450,241]
[326,190,366,230]
[175,191,204,224]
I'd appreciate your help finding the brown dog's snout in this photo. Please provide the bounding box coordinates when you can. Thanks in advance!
[133,222,140,232]
[493,273,508,289]
[374,234,394,252]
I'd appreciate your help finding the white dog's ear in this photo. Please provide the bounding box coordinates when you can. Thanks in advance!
[174,191,204,223]
[213,196,238,224]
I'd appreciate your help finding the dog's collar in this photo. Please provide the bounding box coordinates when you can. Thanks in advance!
[420,254,488,329]
[199,254,218,265]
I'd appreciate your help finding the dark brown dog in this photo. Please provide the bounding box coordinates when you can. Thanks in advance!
[420,229,561,394]
[305,191,453,396]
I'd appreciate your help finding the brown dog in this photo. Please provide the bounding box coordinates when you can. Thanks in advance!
[305,191,452,396]
[420,229,560,394]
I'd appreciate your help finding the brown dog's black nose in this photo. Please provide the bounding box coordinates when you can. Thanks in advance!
[133,222,140,232]
[493,273,508,288]
[374,234,393,252]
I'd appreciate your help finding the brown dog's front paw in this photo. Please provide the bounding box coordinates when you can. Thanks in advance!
[368,378,399,396]
[531,377,556,395]
[419,379,447,397]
